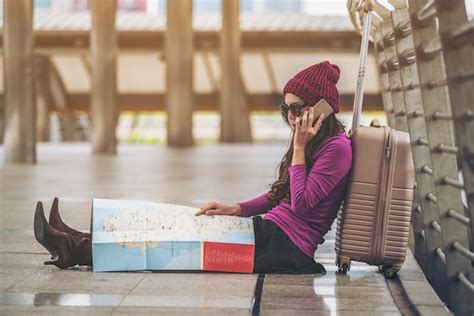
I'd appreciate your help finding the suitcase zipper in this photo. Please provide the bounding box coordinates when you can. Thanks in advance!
[380,130,395,264]
[386,135,392,159]
[373,127,392,264]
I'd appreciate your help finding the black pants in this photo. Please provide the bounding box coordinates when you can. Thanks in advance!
[252,216,326,274]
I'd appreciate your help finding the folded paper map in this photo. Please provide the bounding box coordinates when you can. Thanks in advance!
[91,198,255,273]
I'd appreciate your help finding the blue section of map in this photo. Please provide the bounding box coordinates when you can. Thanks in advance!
[146,241,201,270]
[93,242,146,272]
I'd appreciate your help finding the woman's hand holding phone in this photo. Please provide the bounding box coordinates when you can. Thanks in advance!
[293,107,324,150]
[195,202,242,216]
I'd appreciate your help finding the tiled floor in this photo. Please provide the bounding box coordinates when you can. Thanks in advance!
[0,143,450,315]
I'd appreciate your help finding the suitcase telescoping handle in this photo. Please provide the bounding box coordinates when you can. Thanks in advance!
[351,0,375,133]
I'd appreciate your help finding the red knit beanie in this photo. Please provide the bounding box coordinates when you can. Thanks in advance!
[283,61,341,113]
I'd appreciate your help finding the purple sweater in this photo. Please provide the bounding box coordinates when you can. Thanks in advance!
[237,128,352,258]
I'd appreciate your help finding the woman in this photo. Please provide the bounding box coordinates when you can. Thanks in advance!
[34,60,353,274]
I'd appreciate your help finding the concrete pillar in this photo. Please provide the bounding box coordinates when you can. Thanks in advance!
[165,0,194,147]
[90,0,117,154]
[35,55,51,142]
[220,0,251,143]
[0,96,4,145]
[2,0,36,163]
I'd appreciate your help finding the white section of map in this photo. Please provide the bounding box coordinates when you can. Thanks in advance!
[98,199,254,251]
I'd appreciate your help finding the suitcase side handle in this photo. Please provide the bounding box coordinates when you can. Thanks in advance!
[370,119,382,128]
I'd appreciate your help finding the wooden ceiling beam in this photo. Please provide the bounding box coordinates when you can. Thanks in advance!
[12,92,381,112]
[0,31,365,52]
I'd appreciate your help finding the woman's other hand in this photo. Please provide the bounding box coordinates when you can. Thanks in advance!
[293,107,324,150]
[194,202,242,216]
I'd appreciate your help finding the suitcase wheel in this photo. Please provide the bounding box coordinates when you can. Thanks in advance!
[379,263,399,279]
[336,256,351,274]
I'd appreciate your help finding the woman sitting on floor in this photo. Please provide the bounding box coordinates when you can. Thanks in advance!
[34,60,353,274]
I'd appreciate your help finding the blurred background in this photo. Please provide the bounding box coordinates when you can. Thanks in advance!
[0,0,398,147]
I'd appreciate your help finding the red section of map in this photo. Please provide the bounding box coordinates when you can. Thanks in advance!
[202,242,255,273]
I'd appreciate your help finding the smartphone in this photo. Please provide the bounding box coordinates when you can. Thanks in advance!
[311,98,334,125]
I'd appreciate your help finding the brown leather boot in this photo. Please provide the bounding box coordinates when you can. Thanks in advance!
[34,201,92,269]
[48,197,91,239]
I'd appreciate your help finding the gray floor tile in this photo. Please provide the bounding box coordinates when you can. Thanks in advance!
[8,268,147,294]
[129,273,257,297]
[119,294,252,309]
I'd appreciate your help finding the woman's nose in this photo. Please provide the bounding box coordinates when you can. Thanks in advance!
[288,112,296,121]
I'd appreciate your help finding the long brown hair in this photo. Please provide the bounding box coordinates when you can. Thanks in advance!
[267,113,346,204]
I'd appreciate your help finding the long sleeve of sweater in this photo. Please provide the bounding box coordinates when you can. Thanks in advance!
[237,192,278,217]
[287,140,352,213]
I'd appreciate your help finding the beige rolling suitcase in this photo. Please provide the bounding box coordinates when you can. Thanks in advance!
[335,2,415,278]
[335,122,415,277]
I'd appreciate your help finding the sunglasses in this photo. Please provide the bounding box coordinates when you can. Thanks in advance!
[279,102,310,117]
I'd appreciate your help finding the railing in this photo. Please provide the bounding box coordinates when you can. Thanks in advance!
[347,1,473,315]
